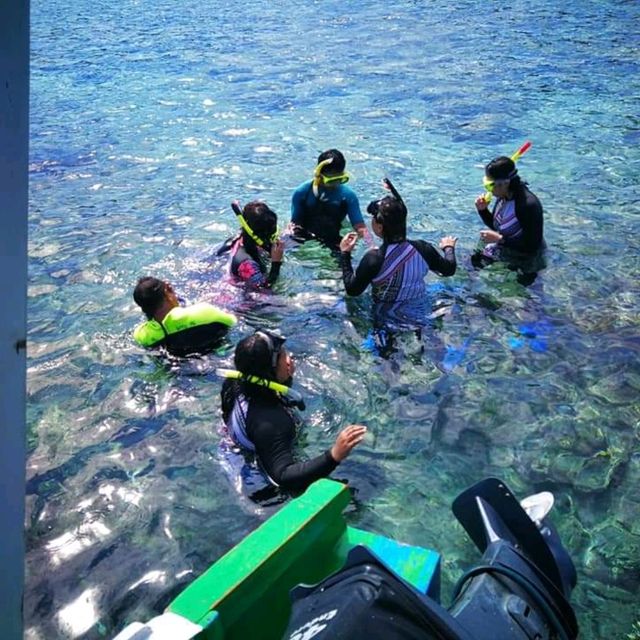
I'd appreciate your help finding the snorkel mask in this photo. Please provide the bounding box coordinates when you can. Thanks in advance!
[312,158,350,197]
[367,177,407,221]
[231,201,279,248]
[482,140,531,204]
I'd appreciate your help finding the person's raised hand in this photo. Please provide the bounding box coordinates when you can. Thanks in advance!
[440,236,458,250]
[270,239,285,262]
[475,194,489,212]
[330,424,367,462]
[339,232,358,253]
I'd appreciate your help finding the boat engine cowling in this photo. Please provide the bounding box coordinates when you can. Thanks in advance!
[282,478,578,640]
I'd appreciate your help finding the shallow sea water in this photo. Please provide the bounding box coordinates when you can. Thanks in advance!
[27,0,640,638]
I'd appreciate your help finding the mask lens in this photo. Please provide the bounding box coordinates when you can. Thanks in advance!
[322,173,349,185]
[482,176,495,192]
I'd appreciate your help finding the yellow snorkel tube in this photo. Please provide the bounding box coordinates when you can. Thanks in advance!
[312,158,334,197]
[312,158,350,197]
[231,201,279,247]
[483,140,532,204]
[216,368,305,409]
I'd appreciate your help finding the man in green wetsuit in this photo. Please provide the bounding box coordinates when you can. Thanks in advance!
[132,277,237,356]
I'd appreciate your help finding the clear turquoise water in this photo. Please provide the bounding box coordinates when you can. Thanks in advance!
[27,0,639,638]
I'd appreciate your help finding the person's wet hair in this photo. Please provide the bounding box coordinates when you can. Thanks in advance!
[486,156,521,190]
[368,196,407,243]
[133,276,166,319]
[317,149,346,175]
[242,201,278,246]
[234,332,278,380]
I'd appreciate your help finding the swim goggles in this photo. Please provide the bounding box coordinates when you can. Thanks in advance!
[482,170,517,193]
[231,202,279,248]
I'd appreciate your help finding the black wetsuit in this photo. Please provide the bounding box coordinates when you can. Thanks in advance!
[341,241,456,299]
[221,380,337,492]
[473,184,546,285]
[476,185,544,256]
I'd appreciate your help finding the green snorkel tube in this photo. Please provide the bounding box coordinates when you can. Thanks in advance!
[482,140,532,204]
[216,368,306,410]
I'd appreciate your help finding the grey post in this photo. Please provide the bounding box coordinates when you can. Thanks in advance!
[0,0,29,638]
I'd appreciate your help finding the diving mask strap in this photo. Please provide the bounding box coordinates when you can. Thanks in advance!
[312,158,334,198]
[216,368,305,405]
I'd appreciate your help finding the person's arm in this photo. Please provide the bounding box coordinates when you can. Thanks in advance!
[344,189,366,234]
[475,195,496,229]
[501,192,543,254]
[340,243,384,296]
[266,240,284,285]
[411,239,457,276]
[290,182,310,225]
[250,406,337,491]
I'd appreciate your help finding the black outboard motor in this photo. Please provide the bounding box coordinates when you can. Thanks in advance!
[281,478,578,640]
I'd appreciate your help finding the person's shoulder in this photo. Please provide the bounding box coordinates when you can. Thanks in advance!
[133,320,163,347]
[339,183,359,200]
[519,185,543,212]
[292,180,313,196]
[360,245,384,264]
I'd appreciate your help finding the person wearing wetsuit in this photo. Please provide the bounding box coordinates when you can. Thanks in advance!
[226,201,284,288]
[290,149,366,251]
[133,277,236,356]
[221,330,366,493]
[472,156,546,285]
[339,181,458,303]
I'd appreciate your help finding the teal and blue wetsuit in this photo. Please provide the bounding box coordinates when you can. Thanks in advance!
[291,180,364,249]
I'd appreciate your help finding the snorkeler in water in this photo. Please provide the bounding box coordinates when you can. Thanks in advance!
[132,277,236,356]
[472,154,546,285]
[220,329,366,493]
[339,179,458,301]
[218,201,285,289]
[290,149,367,251]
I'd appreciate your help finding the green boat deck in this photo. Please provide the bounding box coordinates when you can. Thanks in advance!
[168,479,440,640]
